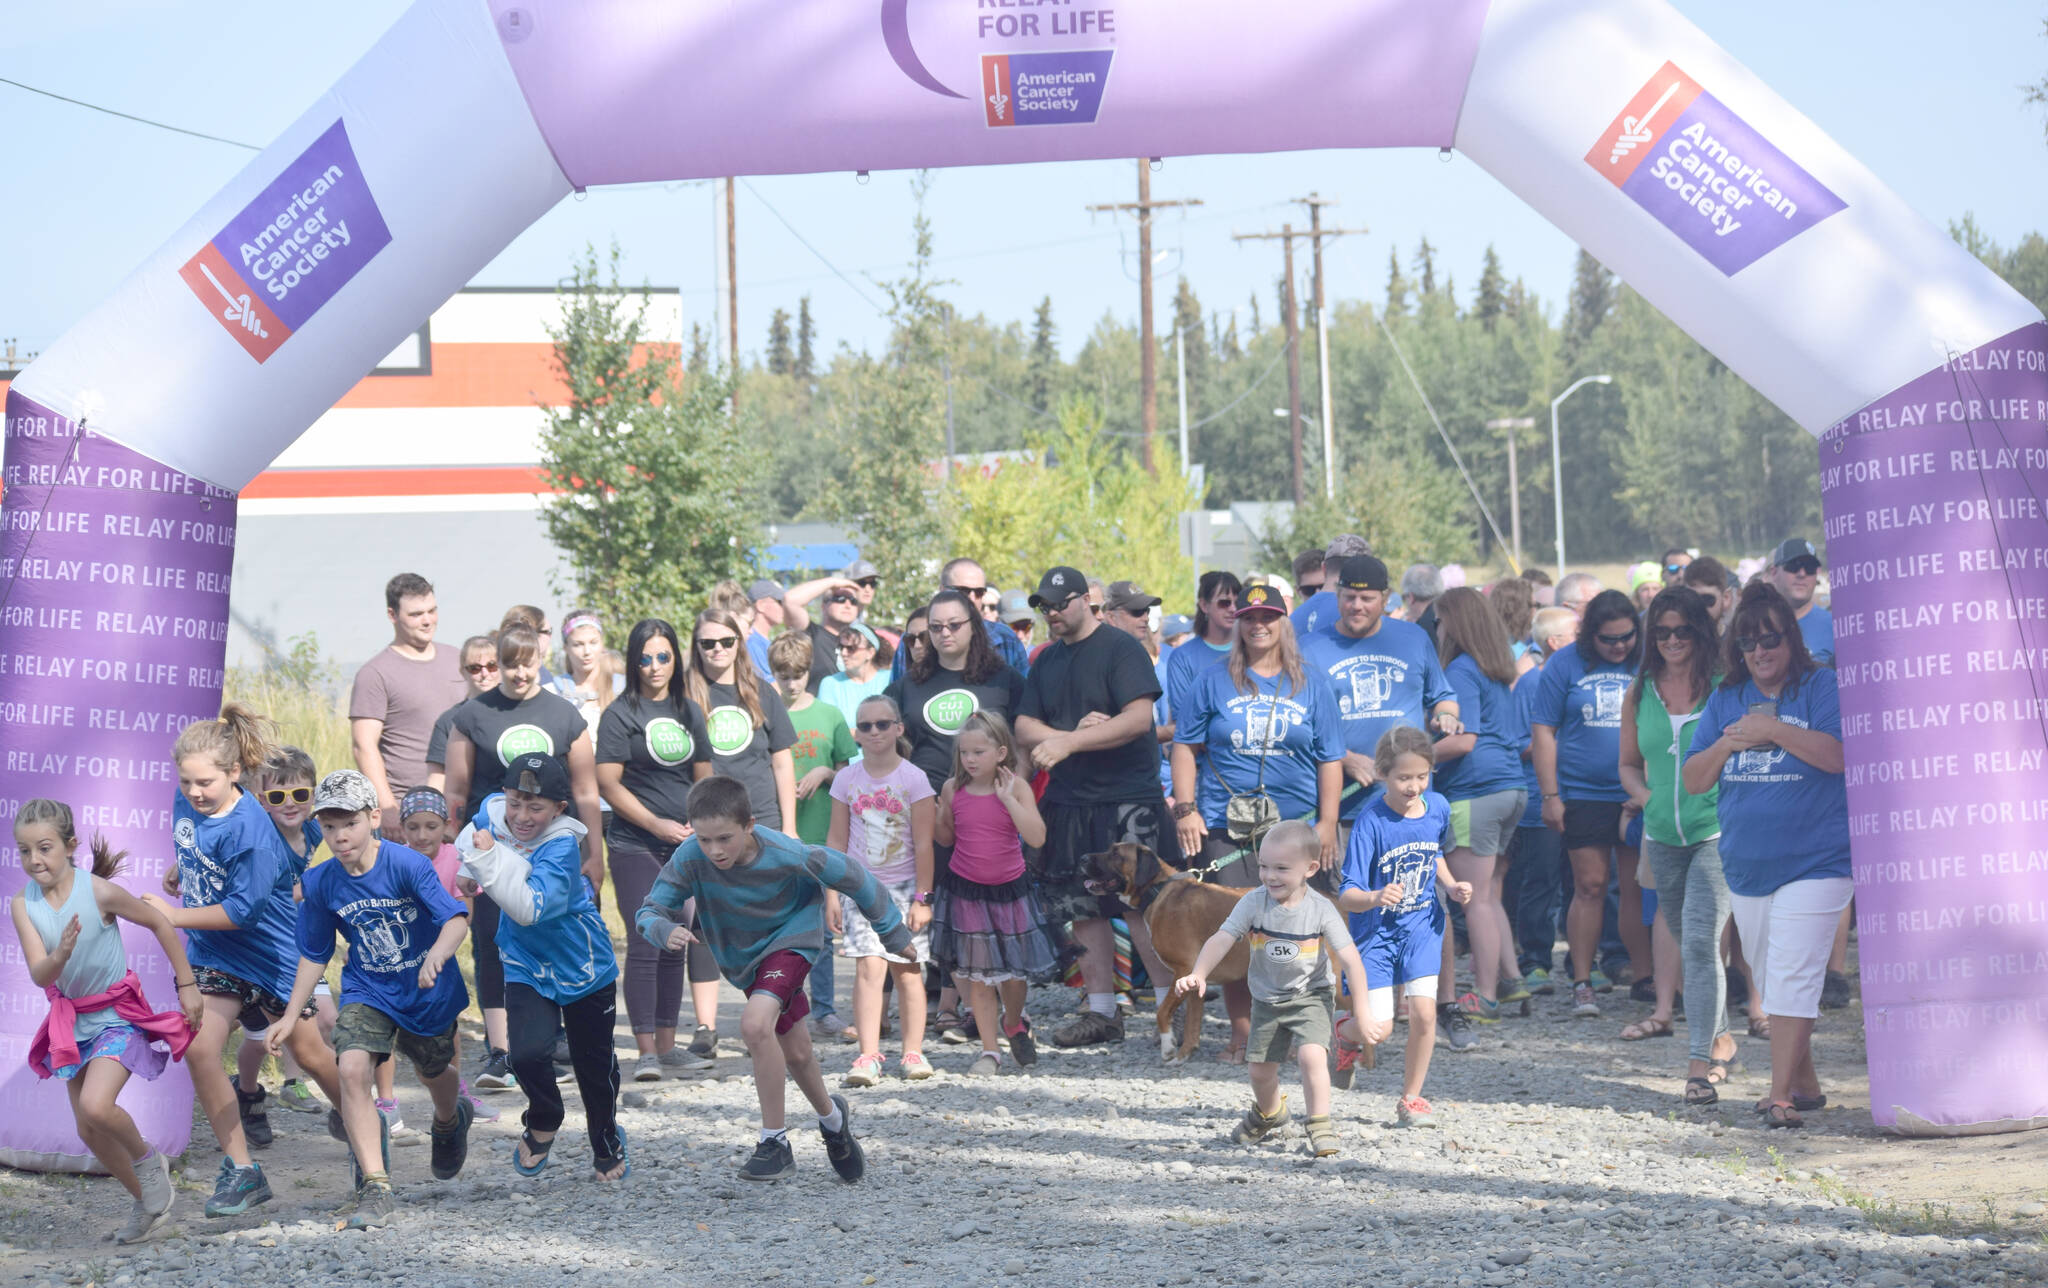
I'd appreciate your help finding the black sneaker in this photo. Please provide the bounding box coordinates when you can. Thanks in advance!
[231,1076,273,1149]
[739,1133,795,1181]
[430,1096,474,1180]
[475,1048,516,1091]
[688,1025,719,1061]
[819,1094,864,1183]
[203,1158,272,1217]
[1820,970,1853,1010]
[345,1178,395,1230]
[1438,1002,1477,1052]
[1006,1017,1038,1067]
[1050,1010,1123,1048]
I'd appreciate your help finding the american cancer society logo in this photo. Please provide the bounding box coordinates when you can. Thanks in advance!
[982,50,1114,128]
[178,119,392,362]
[1585,62,1845,276]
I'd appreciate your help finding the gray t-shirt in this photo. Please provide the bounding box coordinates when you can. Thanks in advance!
[1219,887,1350,1003]
[348,644,470,798]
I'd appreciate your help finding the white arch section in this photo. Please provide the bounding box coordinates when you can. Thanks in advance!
[2,0,2042,1168]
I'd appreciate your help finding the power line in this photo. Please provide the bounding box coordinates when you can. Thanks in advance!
[739,178,888,316]
[0,76,258,150]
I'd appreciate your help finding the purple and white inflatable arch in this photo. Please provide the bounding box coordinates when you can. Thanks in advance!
[3,0,2043,1165]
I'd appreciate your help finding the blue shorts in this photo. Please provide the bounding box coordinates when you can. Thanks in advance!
[1358,910,1444,991]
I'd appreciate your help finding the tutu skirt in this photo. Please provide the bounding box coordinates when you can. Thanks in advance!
[930,870,1076,984]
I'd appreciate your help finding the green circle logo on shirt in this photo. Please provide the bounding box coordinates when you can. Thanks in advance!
[495,723,554,764]
[923,688,980,734]
[645,717,696,766]
[706,705,754,755]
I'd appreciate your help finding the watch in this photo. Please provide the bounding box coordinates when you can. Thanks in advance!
[913,890,935,906]
[1170,801,1200,820]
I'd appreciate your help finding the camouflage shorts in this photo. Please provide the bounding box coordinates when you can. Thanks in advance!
[332,1002,457,1079]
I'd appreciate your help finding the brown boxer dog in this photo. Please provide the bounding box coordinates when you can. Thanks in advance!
[1084,841,1251,1064]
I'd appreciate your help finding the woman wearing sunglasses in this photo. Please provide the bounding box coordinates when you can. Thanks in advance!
[597,619,716,1082]
[1532,589,1650,1018]
[684,608,798,837]
[1683,583,1848,1129]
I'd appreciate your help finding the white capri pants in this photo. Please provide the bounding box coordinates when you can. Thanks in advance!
[1728,876,1853,1020]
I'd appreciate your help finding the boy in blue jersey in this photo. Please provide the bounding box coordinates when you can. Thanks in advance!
[270,771,474,1228]
[457,752,626,1182]
[1334,727,1473,1127]
[637,775,913,1184]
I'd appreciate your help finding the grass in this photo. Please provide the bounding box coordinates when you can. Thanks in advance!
[1711,1142,2042,1243]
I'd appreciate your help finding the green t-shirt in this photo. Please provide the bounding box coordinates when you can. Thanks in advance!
[787,698,856,845]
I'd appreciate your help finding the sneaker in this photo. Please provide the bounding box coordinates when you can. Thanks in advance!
[430,1096,474,1181]
[1630,976,1658,1004]
[1004,1017,1038,1067]
[113,1194,172,1245]
[1572,981,1601,1017]
[938,1011,976,1045]
[1330,1042,1361,1091]
[1231,1097,1290,1145]
[1498,977,1533,1005]
[843,1053,885,1088]
[204,1158,272,1218]
[377,1098,419,1146]
[345,1178,395,1230]
[1051,1009,1124,1048]
[900,1051,935,1080]
[475,1048,517,1091]
[1115,992,1136,1016]
[1820,970,1853,1010]
[659,1044,714,1072]
[1525,967,1555,995]
[231,1077,272,1150]
[276,1078,324,1114]
[632,1052,663,1082]
[739,1133,795,1182]
[1456,992,1502,1024]
[345,1104,393,1197]
[1589,968,1614,994]
[966,1051,1003,1077]
[1394,997,1410,1024]
[688,1025,719,1060]
[115,1152,174,1244]
[1305,1113,1339,1157]
[459,1079,500,1123]
[553,1061,576,1084]
[819,1094,864,1182]
[1438,1002,1477,1051]
[1396,1095,1436,1127]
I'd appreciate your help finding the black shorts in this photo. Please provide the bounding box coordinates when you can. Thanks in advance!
[1036,797,1183,925]
[1561,799,1627,852]
[193,964,316,1030]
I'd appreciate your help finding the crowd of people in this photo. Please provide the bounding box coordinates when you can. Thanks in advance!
[9,536,1855,1237]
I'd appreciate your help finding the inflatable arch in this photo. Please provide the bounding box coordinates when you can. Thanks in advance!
[3,0,2045,1165]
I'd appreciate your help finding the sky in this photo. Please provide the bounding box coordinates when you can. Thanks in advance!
[2,1,2045,367]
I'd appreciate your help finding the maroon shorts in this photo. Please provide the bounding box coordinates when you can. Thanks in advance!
[746,949,814,1035]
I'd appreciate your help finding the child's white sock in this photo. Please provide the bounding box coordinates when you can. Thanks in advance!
[818,1105,844,1133]
[759,1127,788,1143]
[1087,993,1116,1017]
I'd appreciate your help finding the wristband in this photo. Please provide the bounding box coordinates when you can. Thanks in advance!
[176,978,197,988]
[1170,801,1200,820]
[913,890,935,906]
[1542,793,1560,800]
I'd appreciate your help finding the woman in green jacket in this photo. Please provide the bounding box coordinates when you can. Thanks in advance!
[1620,586,1740,1105]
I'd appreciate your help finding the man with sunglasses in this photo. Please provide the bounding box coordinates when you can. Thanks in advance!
[1766,538,1833,668]
[782,573,867,694]
[1660,548,1693,586]
[1289,533,1372,636]
[887,557,1031,682]
[842,558,882,615]
[350,573,472,835]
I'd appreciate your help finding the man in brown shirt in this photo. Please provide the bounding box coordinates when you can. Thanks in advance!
[349,573,469,834]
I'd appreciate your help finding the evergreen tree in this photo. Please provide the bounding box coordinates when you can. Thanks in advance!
[1474,246,1507,331]
[1027,295,1059,411]
[1248,291,1262,336]
[1172,277,1207,406]
[686,322,709,375]
[1412,237,1438,297]
[765,308,793,375]
[1214,309,1241,362]
[1384,248,1411,320]
[794,295,816,381]
[1563,248,1615,362]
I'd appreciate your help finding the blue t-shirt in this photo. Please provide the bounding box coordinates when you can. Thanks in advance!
[1797,606,1835,668]
[1531,646,1636,803]
[1510,665,1545,828]
[1302,618,1453,799]
[1174,665,1344,828]
[1434,654,1524,800]
[1153,653,1174,794]
[173,791,302,999]
[1290,590,1338,637]
[1688,670,1851,897]
[746,631,775,685]
[1340,791,1453,945]
[1162,635,1232,727]
[297,840,470,1035]
[279,818,324,881]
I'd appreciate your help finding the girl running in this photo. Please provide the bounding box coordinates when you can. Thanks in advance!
[13,800,202,1243]
[827,694,937,1085]
[929,711,1061,1076]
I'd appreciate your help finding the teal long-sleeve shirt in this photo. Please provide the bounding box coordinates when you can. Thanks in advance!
[635,826,911,986]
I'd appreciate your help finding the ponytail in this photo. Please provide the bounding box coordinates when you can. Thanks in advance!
[172,702,278,777]
[89,835,128,879]
[14,798,127,878]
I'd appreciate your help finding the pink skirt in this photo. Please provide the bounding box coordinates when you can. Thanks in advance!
[929,871,1075,984]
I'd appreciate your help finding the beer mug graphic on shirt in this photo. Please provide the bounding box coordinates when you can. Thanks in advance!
[358,906,416,972]
[1343,660,1395,715]
[1582,677,1627,725]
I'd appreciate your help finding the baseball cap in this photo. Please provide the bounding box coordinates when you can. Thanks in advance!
[998,589,1034,623]
[505,752,573,804]
[1160,613,1194,638]
[312,770,379,816]
[1628,561,1662,594]
[1770,538,1821,569]
[1236,583,1286,617]
[1029,566,1088,610]
[841,558,879,581]
[747,578,786,602]
[1333,554,1390,592]
[1103,580,1161,614]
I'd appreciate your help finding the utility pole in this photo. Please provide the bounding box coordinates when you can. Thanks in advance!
[1235,204,1365,501]
[1485,416,1537,568]
[1087,161,1201,472]
[724,177,739,407]
[1232,224,1305,502]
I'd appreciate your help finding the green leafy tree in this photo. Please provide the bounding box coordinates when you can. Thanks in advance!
[539,245,759,638]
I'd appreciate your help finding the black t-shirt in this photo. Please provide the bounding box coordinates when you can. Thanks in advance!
[890,663,1026,793]
[447,688,588,817]
[700,680,796,827]
[1018,624,1165,806]
[805,621,845,694]
[425,702,460,770]
[596,693,712,851]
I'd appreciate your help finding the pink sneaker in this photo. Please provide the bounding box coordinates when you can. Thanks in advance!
[843,1053,885,1088]
[1397,1095,1436,1127]
[460,1078,499,1123]
[900,1051,935,1080]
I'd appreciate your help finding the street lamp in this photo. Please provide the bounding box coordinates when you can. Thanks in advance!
[1549,375,1612,573]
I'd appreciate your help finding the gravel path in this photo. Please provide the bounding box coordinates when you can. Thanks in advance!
[5,980,2046,1288]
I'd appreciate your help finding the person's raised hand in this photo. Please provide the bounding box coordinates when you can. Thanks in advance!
[664,924,697,952]
[472,827,496,853]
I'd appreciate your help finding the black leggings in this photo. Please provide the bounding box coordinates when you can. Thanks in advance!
[471,894,506,1010]
[506,982,622,1169]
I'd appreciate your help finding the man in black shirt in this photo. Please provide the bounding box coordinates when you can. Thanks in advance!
[1015,566,1181,1048]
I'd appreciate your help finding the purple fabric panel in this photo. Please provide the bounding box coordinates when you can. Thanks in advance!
[1818,321,2048,1132]
[484,0,1493,187]
[0,390,237,1164]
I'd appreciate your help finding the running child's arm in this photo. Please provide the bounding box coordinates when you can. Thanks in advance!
[997,766,1046,848]
[417,912,470,990]
[635,851,696,953]
[934,781,957,847]
[1176,894,1255,996]
[145,834,282,932]
[9,894,75,988]
[96,877,203,1028]
[1436,851,1473,905]
[568,732,606,889]
[267,956,328,1056]
[1321,903,1374,1036]
[810,845,915,961]
[493,833,584,927]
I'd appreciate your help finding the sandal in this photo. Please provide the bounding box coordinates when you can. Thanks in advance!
[513,1129,553,1177]
[1763,1101,1804,1129]
[1705,1059,1736,1084]
[1216,1046,1247,1066]
[1684,1076,1719,1107]
[1754,1093,1826,1114]
[1748,1015,1772,1039]
[1619,1017,1674,1041]
[595,1125,629,1182]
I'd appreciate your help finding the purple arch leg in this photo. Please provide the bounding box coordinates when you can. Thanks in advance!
[0,390,235,1166]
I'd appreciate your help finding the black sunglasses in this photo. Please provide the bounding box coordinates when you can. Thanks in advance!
[1649,626,1695,644]
[637,650,673,667]
[1595,627,1639,647]
[855,719,898,733]
[825,592,858,605]
[1782,559,1821,576]
[696,636,739,652]
[261,787,313,806]
[1736,631,1786,654]
[855,577,880,589]
[949,584,987,599]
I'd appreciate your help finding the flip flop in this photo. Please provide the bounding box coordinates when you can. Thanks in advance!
[512,1129,553,1177]
[1753,1093,1826,1114]
[1684,1076,1719,1107]
[1764,1101,1804,1129]
[1619,1017,1674,1041]
[595,1124,629,1182]
[1748,1015,1772,1039]
[1705,1059,1737,1084]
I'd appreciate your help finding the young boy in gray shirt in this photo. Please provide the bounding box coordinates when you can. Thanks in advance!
[1176,821,1372,1157]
